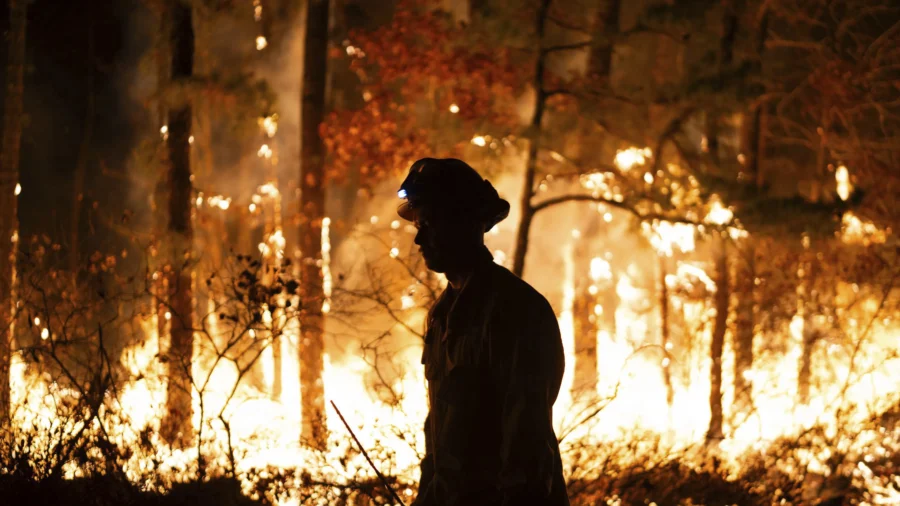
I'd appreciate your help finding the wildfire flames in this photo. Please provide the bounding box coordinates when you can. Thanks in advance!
[6,156,900,504]
[3,1,900,503]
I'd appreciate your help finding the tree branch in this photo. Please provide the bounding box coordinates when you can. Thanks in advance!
[546,15,592,35]
[544,88,575,98]
[531,193,700,225]
[542,40,592,54]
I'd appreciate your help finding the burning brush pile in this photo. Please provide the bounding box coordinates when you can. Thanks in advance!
[1,204,899,506]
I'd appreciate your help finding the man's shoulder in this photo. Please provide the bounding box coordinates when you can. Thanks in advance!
[485,262,555,319]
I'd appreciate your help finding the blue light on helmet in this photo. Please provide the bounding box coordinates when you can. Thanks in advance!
[397,189,408,199]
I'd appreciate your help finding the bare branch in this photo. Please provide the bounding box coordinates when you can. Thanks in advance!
[546,15,592,35]
[542,40,592,54]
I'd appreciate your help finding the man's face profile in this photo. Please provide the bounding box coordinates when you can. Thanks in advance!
[413,206,480,273]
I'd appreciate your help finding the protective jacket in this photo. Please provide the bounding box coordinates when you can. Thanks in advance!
[412,247,569,506]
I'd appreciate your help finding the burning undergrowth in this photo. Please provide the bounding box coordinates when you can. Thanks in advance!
[2,212,900,506]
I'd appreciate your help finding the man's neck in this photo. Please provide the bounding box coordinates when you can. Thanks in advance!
[445,245,489,289]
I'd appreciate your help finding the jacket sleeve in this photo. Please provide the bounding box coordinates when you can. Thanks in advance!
[493,304,562,505]
[411,412,436,506]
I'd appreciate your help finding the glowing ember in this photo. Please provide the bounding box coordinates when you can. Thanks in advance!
[471,135,487,147]
[448,103,459,113]
[643,220,696,257]
[321,216,332,310]
[258,182,279,197]
[836,165,852,201]
[255,36,268,50]
[260,114,278,138]
[842,211,886,245]
[614,147,652,171]
[14,183,21,196]
[207,195,231,210]
[589,257,612,281]
[704,197,733,225]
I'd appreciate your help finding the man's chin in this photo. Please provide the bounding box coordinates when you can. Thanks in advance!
[422,256,445,273]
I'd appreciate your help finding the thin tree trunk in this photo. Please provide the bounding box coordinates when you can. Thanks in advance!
[588,0,620,78]
[732,8,766,417]
[706,237,728,445]
[732,246,754,412]
[70,13,95,278]
[601,271,618,340]
[511,0,551,278]
[0,0,27,425]
[659,255,674,407]
[299,0,329,449]
[161,0,195,448]
[571,287,598,396]
[797,258,818,405]
[705,0,740,446]
[153,3,170,360]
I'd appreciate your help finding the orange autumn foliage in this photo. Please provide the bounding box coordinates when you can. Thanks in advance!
[322,0,524,186]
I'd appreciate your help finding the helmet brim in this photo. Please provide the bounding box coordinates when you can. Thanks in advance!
[397,198,511,229]
[397,201,417,222]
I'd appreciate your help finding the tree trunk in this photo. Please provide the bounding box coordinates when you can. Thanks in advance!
[600,272,618,340]
[797,258,818,405]
[659,255,674,407]
[161,0,195,448]
[571,223,605,396]
[589,0,620,78]
[732,246,754,412]
[511,0,551,278]
[571,288,598,397]
[705,0,740,446]
[0,0,27,425]
[299,0,329,449]
[706,237,728,445]
[70,16,95,278]
[732,9,767,417]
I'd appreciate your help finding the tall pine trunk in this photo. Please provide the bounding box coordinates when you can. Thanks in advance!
[659,256,674,407]
[571,288,599,396]
[511,0,551,278]
[705,0,740,447]
[161,0,195,448]
[797,258,818,405]
[589,0,620,79]
[732,247,755,412]
[0,0,27,425]
[706,237,728,445]
[70,16,95,278]
[732,10,768,415]
[299,0,329,449]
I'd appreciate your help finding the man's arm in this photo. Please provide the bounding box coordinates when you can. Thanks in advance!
[494,305,563,505]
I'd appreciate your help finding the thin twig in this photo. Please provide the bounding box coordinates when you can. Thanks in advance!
[330,400,407,506]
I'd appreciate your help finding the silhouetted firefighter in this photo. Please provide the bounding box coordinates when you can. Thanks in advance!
[398,158,569,506]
